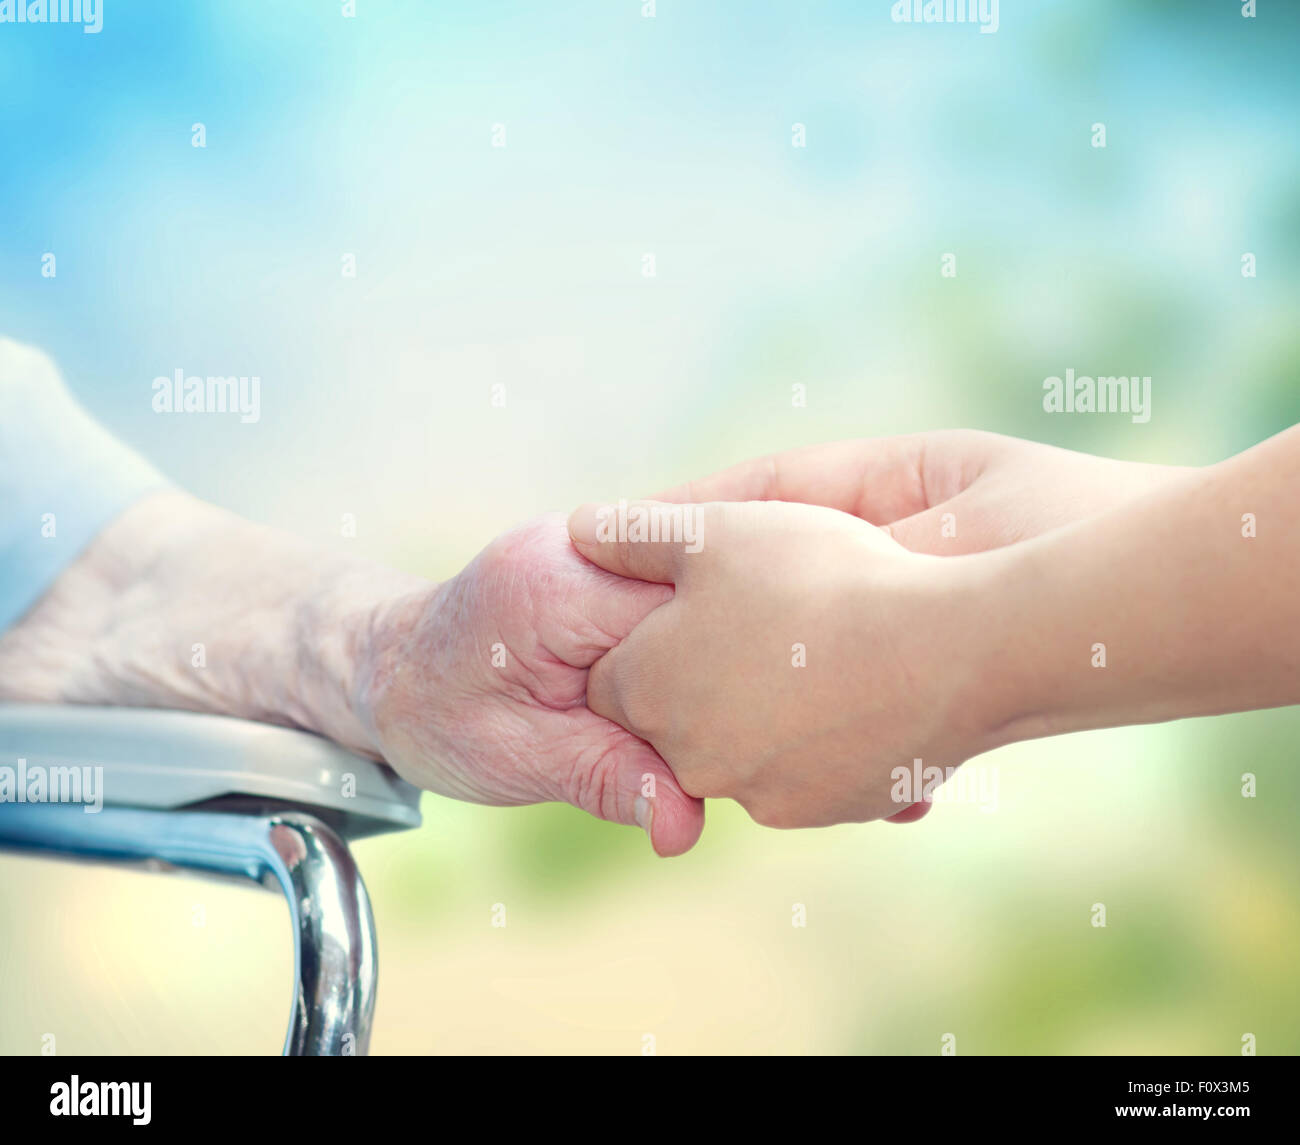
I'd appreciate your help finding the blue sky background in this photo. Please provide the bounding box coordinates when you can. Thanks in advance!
[4,1,1298,573]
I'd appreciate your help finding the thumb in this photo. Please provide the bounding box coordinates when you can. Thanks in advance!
[568,500,706,584]
[566,723,705,857]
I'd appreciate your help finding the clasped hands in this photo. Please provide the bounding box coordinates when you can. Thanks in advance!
[363,431,1182,856]
[3,343,1289,860]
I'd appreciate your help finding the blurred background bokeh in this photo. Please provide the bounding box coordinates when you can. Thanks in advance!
[2,0,1298,1054]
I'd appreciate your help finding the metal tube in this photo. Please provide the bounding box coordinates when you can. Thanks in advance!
[0,804,377,1056]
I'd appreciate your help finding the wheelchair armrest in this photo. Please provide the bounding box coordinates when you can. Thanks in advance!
[0,704,423,1055]
[0,703,421,839]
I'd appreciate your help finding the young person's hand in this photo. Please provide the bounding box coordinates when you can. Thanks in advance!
[567,500,991,827]
[655,430,1188,555]
[571,423,1300,831]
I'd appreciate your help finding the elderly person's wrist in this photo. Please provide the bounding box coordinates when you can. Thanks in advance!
[303,566,437,762]
[0,486,427,764]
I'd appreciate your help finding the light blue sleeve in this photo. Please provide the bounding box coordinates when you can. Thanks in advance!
[0,337,170,634]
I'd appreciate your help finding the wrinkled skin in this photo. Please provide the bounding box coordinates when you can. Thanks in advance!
[0,491,704,856]
[361,514,705,855]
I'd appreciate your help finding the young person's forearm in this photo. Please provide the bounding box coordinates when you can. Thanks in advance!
[0,490,428,757]
[976,424,1300,747]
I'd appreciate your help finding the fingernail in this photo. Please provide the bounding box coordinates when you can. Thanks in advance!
[634,795,654,842]
[567,503,602,547]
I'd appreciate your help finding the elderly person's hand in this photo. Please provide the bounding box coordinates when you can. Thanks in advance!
[357,513,703,854]
[0,491,704,855]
